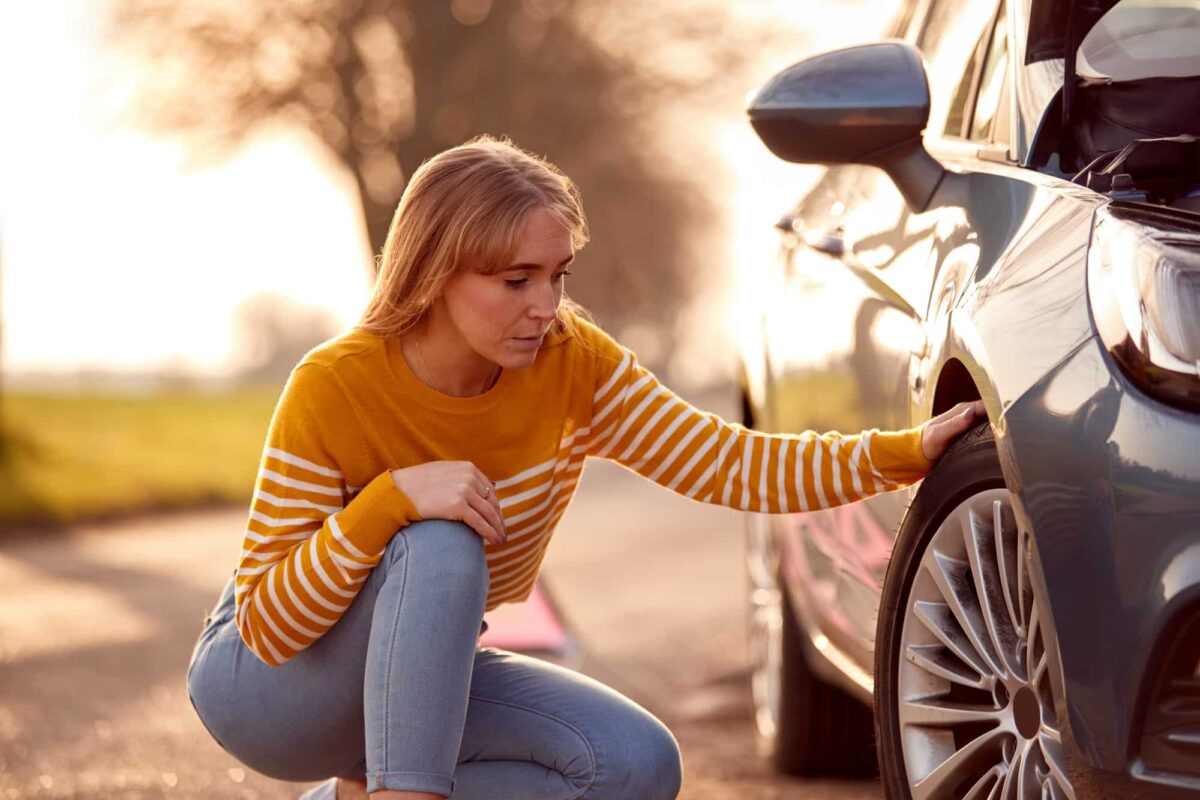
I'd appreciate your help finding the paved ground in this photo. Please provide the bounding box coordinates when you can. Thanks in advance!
[0,400,881,799]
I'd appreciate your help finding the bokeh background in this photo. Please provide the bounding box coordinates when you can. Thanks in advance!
[0,0,905,530]
[0,2,919,798]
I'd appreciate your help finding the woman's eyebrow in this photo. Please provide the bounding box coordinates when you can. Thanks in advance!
[504,254,575,272]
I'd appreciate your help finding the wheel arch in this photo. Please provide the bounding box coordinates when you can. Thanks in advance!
[930,357,983,415]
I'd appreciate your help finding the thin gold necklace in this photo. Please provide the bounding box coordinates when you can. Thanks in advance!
[414,336,500,396]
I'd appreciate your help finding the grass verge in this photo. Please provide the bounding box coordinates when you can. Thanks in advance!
[0,387,281,532]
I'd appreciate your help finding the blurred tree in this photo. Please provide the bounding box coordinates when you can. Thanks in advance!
[231,291,342,384]
[105,0,770,371]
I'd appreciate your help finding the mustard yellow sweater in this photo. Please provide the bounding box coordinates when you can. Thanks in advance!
[235,316,932,665]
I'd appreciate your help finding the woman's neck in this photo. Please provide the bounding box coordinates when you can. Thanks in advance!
[401,318,501,397]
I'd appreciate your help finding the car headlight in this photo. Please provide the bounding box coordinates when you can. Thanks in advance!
[1087,207,1200,412]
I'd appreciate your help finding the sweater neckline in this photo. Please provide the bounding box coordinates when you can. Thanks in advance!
[385,334,514,414]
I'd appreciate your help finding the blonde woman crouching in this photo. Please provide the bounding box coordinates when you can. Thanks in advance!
[185,135,983,800]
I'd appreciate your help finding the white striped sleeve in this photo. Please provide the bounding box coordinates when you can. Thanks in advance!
[585,335,933,514]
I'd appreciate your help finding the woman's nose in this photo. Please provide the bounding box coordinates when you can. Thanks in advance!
[530,285,558,320]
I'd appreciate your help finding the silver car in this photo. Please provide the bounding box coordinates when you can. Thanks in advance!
[739,1,1200,797]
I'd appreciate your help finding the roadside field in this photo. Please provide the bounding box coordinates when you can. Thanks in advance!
[0,387,280,530]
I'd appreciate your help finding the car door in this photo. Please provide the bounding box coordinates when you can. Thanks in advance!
[766,0,1005,675]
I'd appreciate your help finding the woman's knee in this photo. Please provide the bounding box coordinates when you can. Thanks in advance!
[631,721,683,799]
[599,716,683,800]
[382,518,489,592]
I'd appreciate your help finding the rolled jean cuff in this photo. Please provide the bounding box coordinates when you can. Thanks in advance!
[367,769,454,796]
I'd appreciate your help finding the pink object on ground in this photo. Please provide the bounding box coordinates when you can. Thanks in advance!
[479,577,579,660]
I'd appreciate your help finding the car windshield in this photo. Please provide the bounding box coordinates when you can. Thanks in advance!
[1077,0,1200,82]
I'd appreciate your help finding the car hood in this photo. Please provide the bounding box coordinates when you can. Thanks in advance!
[1026,0,1119,63]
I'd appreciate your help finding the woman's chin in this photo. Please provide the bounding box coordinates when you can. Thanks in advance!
[504,350,539,369]
[499,337,543,366]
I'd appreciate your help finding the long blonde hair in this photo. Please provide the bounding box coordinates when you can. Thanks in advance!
[359,135,592,339]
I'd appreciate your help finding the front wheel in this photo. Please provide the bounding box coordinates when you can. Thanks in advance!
[874,422,1077,799]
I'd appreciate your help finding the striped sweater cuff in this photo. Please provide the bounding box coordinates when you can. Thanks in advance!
[868,424,934,485]
[337,471,423,555]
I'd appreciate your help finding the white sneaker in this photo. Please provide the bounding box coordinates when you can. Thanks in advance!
[297,777,338,800]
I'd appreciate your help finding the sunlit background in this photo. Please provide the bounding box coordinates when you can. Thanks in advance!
[0,0,900,526]
[0,0,905,384]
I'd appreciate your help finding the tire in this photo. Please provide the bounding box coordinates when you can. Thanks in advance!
[745,518,877,777]
[874,422,1076,799]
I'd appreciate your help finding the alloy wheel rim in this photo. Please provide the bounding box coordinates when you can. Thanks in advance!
[897,488,1076,800]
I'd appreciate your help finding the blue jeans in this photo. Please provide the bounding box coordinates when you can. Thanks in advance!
[186,519,683,798]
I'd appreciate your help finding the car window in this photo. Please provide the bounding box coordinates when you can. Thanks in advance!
[917,0,1000,140]
[969,5,1009,141]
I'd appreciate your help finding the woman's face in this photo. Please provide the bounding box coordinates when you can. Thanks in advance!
[437,205,576,370]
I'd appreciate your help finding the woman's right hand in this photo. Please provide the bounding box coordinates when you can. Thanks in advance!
[390,462,507,546]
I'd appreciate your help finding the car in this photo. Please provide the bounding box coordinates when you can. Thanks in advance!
[737,0,1200,798]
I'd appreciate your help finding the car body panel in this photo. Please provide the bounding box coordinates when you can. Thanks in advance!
[937,159,1103,416]
[744,0,1200,792]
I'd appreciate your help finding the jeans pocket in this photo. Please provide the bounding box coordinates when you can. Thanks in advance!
[194,610,234,660]
[204,606,235,631]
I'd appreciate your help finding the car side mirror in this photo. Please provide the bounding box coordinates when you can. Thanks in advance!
[747,40,947,213]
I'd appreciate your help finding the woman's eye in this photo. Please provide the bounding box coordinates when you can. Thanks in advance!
[504,271,570,289]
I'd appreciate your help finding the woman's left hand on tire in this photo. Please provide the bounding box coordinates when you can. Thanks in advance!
[920,400,986,464]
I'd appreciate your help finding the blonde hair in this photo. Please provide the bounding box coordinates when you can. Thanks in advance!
[359,135,592,339]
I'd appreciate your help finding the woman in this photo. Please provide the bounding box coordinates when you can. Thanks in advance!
[185,135,983,800]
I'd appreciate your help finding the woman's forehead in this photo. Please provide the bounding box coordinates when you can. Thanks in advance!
[511,207,574,263]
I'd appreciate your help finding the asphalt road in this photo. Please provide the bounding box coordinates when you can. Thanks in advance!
[0,401,881,799]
